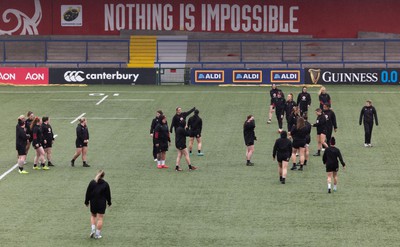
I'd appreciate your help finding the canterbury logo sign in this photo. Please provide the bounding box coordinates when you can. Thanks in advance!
[63,71,140,82]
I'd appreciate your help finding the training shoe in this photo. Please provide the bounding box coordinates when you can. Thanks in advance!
[290,165,297,170]
[328,189,331,194]
[70,160,75,167]
[281,178,286,184]
[42,166,50,170]
[90,231,95,238]
[313,153,320,156]
[94,235,102,239]
[157,165,163,169]
[33,166,41,170]
[267,119,271,124]
[47,162,55,167]
[161,165,169,169]
[368,144,373,147]
[83,163,90,167]
[19,169,29,174]
[298,166,303,171]
[189,166,198,171]
[246,162,254,166]
[175,167,183,171]
[197,152,204,156]
[321,148,325,152]
[154,159,157,162]
[333,188,337,192]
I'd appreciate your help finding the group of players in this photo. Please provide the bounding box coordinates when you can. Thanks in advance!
[16,111,55,174]
[244,84,378,193]
[150,106,203,172]
[16,111,91,174]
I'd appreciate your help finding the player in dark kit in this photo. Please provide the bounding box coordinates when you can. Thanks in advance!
[31,117,49,170]
[303,114,312,166]
[322,104,337,146]
[170,106,196,133]
[71,117,90,167]
[175,119,197,171]
[243,115,256,166]
[273,131,292,184]
[290,117,308,171]
[284,93,297,132]
[154,115,171,169]
[318,87,331,109]
[267,84,284,124]
[313,108,328,156]
[287,106,300,134]
[150,110,163,161]
[297,86,311,116]
[41,116,55,167]
[359,100,378,147]
[322,137,346,193]
[187,109,204,156]
[273,92,286,133]
[25,111,34,157]
[85,170,112,239]
[16,118,29,174]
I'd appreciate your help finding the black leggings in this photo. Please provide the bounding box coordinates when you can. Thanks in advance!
[275,109,284,129]
[364,122,374,144]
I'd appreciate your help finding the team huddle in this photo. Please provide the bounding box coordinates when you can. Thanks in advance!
[244,84,378,193]
[150,106,203,172]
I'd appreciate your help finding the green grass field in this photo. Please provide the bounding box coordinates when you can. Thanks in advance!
[0,85,399,247]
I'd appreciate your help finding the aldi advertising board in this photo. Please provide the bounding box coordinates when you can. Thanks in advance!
[191,69,303,85]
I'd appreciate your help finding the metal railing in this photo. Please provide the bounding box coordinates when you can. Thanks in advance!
[0,38,399,68]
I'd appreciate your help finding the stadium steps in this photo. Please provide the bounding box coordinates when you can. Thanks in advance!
[127,35,156,68]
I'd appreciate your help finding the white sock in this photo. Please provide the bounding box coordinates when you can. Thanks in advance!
[95,229,101,236]
[328,183,331,189]
[157,160,161,166]
[91,224,96,231]
[333,185,337,190]
[162,160,165,165]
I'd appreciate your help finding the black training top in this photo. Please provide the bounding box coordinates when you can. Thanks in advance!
[154,123,170,144]
[313,114,327,133]
[175,126,190,148]
[16,124,28,148]
[170,107,195,133]
[32,124,43,147]
[305,121,312,138]
[85,179,112,207]
[319,93,331,107]
[288,113,300,132]
[297,92,312,109]
[274,97,286,112]
[188,115,202,133]
[290,126,308,142]
[25,119,32,137]
[359,106,378,125]
[323,146,345,167]
[284,100,297,118]
[273,138,292,158]
[76,123,89,143]
[323,109,338,129]
[150,116,161,134]
[243,120,256,143]
[41,123,54,143]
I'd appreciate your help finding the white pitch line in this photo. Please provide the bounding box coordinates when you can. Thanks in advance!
[0,164,18,181]
[108,99,154,101]
[71,113,86,124]
[96,95,109,105]
[88,117,137,120]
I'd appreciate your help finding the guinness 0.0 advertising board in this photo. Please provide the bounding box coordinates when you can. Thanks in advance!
[49,68,157,85]
[305,68,400,85]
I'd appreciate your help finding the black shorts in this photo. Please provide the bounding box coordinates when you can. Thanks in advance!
[317,130,327,135]
[292,140,306,149]
[189,130,201,138]
[16,145,26,156]
[245,141,254,146]
[90,203,106,215]
[158,143,169,152]
[176,145,187,150]
[277,154,291,163]
[32,143,42,149]
[43,141,52,148]
[326,164,339,173]
[75,141,88,148]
